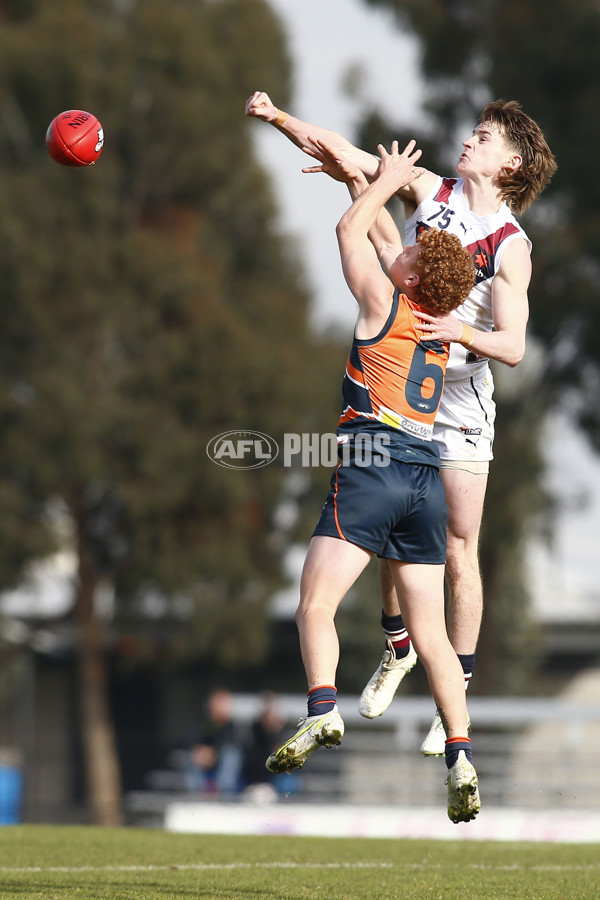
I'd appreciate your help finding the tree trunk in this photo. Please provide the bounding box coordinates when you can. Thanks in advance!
[75,519,123,826]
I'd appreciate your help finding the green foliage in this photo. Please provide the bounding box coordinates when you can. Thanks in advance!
[0,0,341,668]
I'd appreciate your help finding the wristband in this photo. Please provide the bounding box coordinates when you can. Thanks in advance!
[273,109,289,128]
[459,323,475,346]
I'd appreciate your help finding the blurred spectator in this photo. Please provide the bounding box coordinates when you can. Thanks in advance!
[242,693,300,800]
[183,688,244,796]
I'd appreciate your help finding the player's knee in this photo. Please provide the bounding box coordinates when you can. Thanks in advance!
[411,631,453,668]
[295,598,333,628]
[446,532,478,573]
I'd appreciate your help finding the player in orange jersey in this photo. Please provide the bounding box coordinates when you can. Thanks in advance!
[264,139,480,823]
[246,92,556,754]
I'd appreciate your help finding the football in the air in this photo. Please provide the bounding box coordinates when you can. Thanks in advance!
[46,109,104,167]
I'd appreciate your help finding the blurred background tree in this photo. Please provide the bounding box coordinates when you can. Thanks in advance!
[0,0,343,824]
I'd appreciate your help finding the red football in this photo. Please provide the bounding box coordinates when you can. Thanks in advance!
[46,109,104,167]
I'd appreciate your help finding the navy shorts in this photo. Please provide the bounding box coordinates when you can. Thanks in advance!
[312,457,448,563]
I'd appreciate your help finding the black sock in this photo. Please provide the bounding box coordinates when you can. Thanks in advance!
[457,653,476,691]
[445,737,473,769]
[307,685,337,717]
[381,610,410,659]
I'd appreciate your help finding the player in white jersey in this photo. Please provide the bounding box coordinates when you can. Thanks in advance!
[245,93,556,754]
[406,172,530,456]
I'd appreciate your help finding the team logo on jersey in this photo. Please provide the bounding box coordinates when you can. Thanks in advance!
[474,248,489,275]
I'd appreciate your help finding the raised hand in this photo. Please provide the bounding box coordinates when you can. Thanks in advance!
[375,140,424,190]
[301,137,365,184]
[245,90,277,122]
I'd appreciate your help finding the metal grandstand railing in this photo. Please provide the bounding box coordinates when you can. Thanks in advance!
[124,688,600,825]
[232,691,600,811]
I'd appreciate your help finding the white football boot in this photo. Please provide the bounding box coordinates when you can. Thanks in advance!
[359,641,418,718]
[266,706,344,774]
[421,708,472,757]
[446,750,481,823]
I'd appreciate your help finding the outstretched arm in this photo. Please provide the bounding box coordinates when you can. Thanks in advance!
[415,239,530,364]
[335,142,422,336]
[245,90,379,176]
[305,138,413,279]
[245,91,438,207]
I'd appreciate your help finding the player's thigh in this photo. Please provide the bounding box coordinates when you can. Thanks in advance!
[441,467,488,545]
[299,535,372,615]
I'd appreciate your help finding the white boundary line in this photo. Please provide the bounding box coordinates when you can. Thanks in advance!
[1,862,599,874]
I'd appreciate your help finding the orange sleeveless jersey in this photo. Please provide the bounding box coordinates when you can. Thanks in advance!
[338,291,448,461]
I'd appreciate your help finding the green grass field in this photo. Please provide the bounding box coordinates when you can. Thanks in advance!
[0,825,598,900]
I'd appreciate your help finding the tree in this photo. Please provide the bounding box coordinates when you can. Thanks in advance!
[0,0,341,823]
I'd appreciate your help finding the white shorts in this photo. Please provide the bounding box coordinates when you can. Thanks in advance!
[433,368,496,470]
